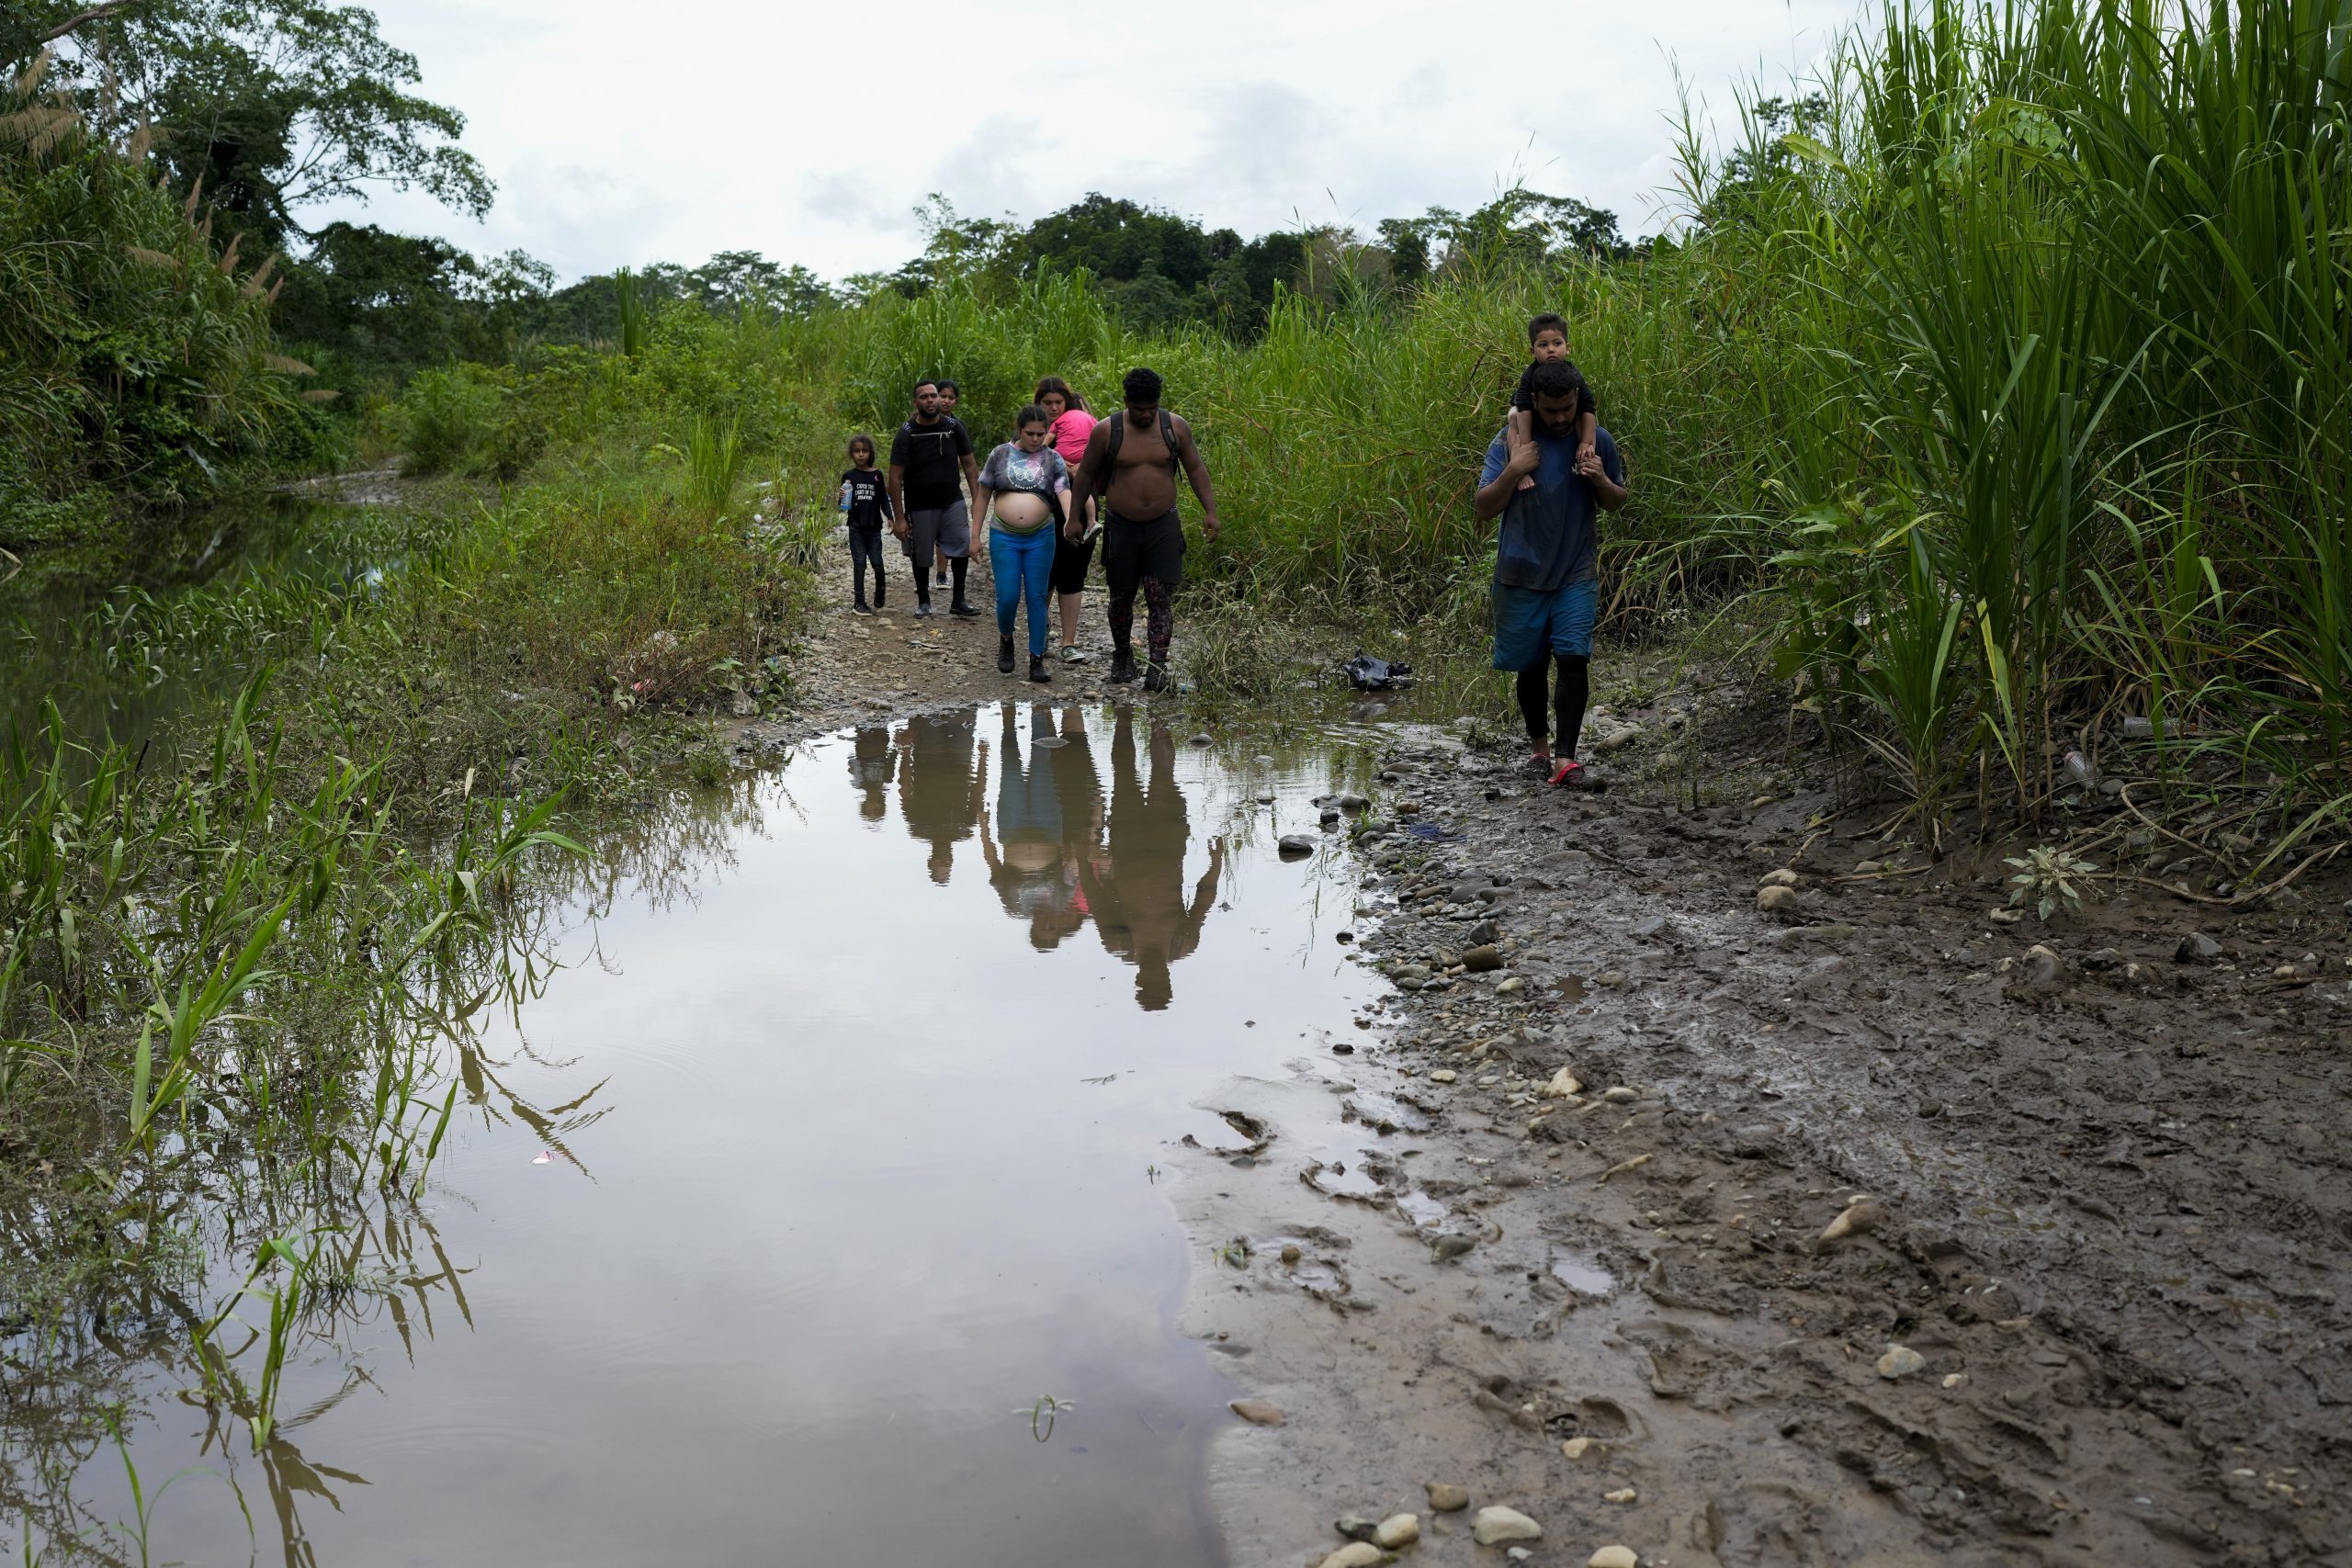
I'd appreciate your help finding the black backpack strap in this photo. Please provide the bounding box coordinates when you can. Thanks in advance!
[1103,411,1124,464]
[1159,409,1179,474]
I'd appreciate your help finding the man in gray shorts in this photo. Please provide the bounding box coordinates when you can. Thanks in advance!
[888,379,984,617]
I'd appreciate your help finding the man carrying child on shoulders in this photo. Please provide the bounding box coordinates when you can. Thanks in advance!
[1474,356,1628,791]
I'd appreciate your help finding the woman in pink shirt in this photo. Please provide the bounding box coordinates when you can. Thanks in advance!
[1037,377,1099,663]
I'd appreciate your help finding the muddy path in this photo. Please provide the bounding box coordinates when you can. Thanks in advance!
[769,589,2352,1568]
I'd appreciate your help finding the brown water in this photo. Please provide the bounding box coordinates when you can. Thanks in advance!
[49,702,1379,1565]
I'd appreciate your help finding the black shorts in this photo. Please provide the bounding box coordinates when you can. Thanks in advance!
[1102,508,1183,593]
[1051,522,1097,595]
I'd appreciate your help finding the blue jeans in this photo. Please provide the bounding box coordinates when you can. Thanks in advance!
[992,526,1055,656]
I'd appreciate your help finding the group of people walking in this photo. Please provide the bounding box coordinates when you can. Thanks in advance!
[834,310,1631,786]
[837,367,1218,694]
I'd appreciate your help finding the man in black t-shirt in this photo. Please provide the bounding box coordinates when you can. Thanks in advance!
[888,379,984,618]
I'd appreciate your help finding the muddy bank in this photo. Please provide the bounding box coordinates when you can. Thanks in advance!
[761,590,2351,1568]
[1166,709,2349,1568]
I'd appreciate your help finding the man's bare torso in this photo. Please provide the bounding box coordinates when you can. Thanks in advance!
[1104,413,1182,518]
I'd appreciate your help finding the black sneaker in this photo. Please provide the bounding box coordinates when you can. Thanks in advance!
[853,601,872,615]
[1143,661,1169,693]
[1028,654,1052,683]
[1108,649,1137,683]
[998,637,1015,674]
[950,600,981,618]
[915,600,933,618]
[935,569,948,586]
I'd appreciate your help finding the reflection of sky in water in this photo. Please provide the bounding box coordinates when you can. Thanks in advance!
[73,704,1374,1568]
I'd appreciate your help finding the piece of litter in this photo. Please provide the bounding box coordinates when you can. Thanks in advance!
[532,1150,554,1165]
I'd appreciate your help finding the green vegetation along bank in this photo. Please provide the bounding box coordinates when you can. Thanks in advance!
[5,0,2350,1542]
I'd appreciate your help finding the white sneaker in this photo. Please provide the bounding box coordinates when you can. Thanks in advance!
[1058,645,1088,663]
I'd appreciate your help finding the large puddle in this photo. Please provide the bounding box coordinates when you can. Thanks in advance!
[45,702,1380,1565]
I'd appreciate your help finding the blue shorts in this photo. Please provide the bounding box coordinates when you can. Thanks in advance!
[1491,578,1597,671]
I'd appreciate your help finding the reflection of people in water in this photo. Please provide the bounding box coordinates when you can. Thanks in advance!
[980,702,1064,945]
[1081,707,1225,1010]
[848,726,893,822]
[896,714,986,884]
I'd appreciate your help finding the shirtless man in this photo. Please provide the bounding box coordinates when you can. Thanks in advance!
[1065,367,1219,691]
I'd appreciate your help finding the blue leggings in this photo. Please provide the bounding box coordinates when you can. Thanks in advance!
[991,526,1055,656]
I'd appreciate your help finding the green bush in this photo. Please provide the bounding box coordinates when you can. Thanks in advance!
[392,363,508,474]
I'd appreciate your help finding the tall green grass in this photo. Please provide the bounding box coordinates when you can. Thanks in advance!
[375,0,2347,829]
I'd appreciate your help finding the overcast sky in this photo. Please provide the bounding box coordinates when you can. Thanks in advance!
[318,0,1867,286]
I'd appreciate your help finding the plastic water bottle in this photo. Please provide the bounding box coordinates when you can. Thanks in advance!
[838,480,852,513]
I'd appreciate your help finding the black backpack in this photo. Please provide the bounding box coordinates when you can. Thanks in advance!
[1102,409,1180,476]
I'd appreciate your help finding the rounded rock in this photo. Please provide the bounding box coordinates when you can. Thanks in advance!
[1228,1398,1285,1425]
[1374,1513,1420,1550]
[1589,1549,1639,1568]
[1472,1506,1543,1545]
[1317,1545,1386,1568]
[1425,1481,1470,1513]
[1876,1344,1927,1380]
[1759,868,1800,887]
[1757,885,1802,914]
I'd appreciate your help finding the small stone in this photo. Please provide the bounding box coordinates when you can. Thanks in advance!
[1320,807,1342,827]
[1631,914,1668,939]
[1589,1549,1639,1568]
[1495,977,1524,996]
[1602,1085,1639,1104]
[1255,792,1276,805]
[1335,1516,1381,1542]
[1508,1552,1532,1565]
[1876,1345,1927,1380]
[1281,1244,1302,1264]
[1757,885,1801,914]
[1431,1234,1475,1261]
[1544,1067,1584,1099]
[1468,917,1500,944]
[1279,834,1317,858]
[1818,1201,1887,1245]
[1338,793,1370,811]
[1603,1486,1637,1504]
[2176,931,2223,963]
[1463,943,1504,972]
[1429,1069,1458,1083]
[1425,1482,1470,1513]
[1374,1514,1419,1550]
[1472,1506,1543,1545]
[1941,1372,1966,1389]
[1759,868,1800,887]
[1317,1545,1386,1568]
[1561,1436,1594,1459]
[1228,1398,1284,1425]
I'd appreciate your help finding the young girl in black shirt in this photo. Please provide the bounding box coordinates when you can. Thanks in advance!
[839,434,894,613]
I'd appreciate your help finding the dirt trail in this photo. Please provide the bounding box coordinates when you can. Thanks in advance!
[770,591,2352,1568]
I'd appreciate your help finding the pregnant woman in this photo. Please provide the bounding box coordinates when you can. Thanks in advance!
[974,404,1072,682]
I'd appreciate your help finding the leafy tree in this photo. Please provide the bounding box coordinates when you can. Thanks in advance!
[5,0,491,249]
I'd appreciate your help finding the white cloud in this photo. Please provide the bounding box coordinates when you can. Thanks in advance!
[312,0,1867,283]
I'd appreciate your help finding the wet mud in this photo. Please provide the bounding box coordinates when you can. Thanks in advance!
[1170,720,2350,1568]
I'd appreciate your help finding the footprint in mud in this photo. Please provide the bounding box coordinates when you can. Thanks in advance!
[1300,1158,1388,1202]
[1342,1090,1430,1135]
[1180,1108,1272,1158]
